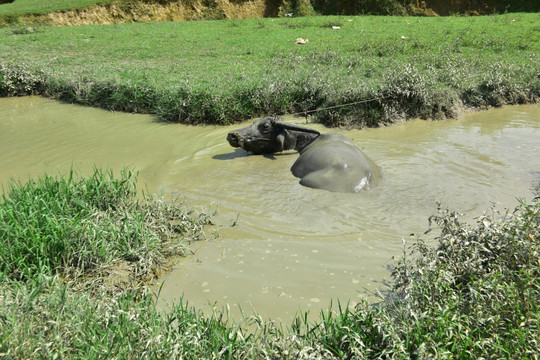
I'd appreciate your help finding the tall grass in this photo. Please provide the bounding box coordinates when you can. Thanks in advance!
[0,168,209,284]
[0,278,265,359]
[1,170,538,358]
[1,14,539,127]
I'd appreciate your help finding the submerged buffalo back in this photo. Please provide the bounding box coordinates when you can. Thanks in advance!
[292,134,381,192]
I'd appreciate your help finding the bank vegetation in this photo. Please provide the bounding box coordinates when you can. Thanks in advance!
[1,0,539,26]
[1,170,538,358]
[1,13,539,127]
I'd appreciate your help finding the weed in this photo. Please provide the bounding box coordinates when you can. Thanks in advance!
[390,194,540,358]
[8,25,38,35]
[0,62,44,96]
[255,18,265,29]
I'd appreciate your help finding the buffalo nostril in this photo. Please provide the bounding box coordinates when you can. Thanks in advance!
[227,132,242,148]
[227,133,240,141]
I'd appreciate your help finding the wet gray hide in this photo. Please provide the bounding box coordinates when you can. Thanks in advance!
[227,117,381,193]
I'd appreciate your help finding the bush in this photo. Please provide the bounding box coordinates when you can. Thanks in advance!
[294,0,316,16]
[390,193,540,358]
[0,62,44,97]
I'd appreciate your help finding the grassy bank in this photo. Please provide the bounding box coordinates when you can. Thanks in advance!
[1,170,538,358]
[0,0,118,25]
[1,14,539,127]
[0,168,210,286]
[0,0,117,17]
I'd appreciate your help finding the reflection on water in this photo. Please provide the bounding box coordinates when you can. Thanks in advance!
[1,96,539,322]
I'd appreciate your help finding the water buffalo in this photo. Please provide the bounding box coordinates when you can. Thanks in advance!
[226,116,381,193]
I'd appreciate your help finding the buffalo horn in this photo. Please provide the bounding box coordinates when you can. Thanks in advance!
[271,119,321,135]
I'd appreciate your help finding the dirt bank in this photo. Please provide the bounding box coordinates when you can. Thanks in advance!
[7,0,539,27]
[29,0,274,26]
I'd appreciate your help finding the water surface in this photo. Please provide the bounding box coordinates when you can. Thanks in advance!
[1,96,538,322]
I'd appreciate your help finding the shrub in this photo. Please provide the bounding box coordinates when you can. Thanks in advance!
[294,0,316,17]
[390,193,540,358]
[0,62,44,97]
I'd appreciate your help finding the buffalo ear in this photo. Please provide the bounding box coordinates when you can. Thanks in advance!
[271,119,321,135]
[276,132,286,151]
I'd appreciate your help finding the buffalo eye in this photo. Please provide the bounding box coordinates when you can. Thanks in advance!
[260,122,272,134]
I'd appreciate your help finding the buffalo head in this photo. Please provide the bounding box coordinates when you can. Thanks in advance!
[226,117,321,155]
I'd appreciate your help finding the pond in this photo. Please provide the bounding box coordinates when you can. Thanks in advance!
[1,96,538,322]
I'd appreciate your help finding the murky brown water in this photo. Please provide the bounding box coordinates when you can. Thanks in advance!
[1,96,539,322]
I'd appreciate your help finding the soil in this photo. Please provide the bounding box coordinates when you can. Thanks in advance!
[9,0,527,27]
[35,0,274,26]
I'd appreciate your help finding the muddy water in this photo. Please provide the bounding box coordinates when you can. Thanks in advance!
[1,96,539,322]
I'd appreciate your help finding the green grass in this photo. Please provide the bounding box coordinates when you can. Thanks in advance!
[0,0,119,17]
[0,168,210,284]
[1,170,538,358]
[1,14,539,126]
[0,278,265,359]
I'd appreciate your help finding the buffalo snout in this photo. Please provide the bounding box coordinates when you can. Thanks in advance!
[227,132,242,147]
